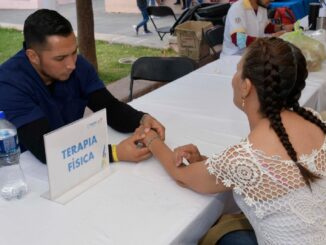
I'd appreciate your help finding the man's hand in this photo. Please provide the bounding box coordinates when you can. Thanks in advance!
[116,133,152,163]
[272,30,286,37]
[273,23,293,37]
[140,114,165,141]
[282,24,294,32]
[173,144,207,167]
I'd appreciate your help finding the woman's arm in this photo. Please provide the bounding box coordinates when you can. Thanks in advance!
[144,131,231,194]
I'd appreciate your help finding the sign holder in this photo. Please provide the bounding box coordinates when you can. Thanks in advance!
[42,109,110,205]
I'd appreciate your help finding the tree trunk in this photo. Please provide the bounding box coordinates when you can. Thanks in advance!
[76,0,98,71]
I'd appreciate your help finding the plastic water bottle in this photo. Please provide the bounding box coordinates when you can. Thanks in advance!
[0,111,28,200]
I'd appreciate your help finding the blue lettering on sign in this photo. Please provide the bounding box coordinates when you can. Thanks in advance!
[61,135,97,159]
[61,135,98,173]
[67,151,95,172]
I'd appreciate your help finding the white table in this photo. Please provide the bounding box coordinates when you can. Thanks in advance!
[194,55,326,111]
[1,55,325,245]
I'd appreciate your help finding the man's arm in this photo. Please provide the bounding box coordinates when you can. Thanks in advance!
[230,32,256,49]
[230,23,286,47]
[87,88,144,133]
[87,88,166,163]
[17,116,146,164]
[265,22,294,34]
[230,21,293,48]
[264,22,293,38]
[17,117,50,164]
[17,89,157,164]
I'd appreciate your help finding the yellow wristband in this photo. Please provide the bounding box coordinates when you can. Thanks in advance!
[112,144,119,162]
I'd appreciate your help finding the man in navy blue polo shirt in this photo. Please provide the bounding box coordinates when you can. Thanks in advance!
[0,9,165,164]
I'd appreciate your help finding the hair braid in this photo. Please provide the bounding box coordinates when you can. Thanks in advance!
[267,111,320,187]
[267,113,297,162]
[293,103,326,133]
[260,50,308,182]
[266,63,318,188]
[243,38,322,188]
[258,43,283,116]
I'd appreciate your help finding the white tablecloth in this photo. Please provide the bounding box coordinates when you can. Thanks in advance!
[195,55,326,111]
[1,55,325,245]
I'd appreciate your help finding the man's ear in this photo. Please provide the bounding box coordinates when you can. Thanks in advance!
[241,78,253,98]
[25,49,40,66]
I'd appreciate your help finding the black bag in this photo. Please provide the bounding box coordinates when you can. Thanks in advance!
[170,3,230,34]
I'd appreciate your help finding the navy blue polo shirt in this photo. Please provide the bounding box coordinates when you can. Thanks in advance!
[0,49,105,130]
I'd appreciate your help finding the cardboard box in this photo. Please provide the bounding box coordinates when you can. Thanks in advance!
[175,21,213,61]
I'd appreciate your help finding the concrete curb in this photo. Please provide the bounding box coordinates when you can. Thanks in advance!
[106,76,163,103]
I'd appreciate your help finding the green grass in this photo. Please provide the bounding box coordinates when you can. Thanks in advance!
[0,28,176,84]
[0,28,24,61]
[96,40,176,83]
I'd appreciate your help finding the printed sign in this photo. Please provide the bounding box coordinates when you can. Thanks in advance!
[43,109,109,204]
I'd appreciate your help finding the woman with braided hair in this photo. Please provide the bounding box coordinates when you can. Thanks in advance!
[139,37,326,244]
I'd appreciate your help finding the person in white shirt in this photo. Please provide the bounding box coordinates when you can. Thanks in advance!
[140,37,326,244]
[221,0,293,56]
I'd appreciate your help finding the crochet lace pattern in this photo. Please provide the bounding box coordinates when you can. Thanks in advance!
[206,136,326,244]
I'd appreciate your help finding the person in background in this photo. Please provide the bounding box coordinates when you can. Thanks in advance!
[221,0,294,56]
[134,0,152,35]
[186,0,203,8]
[174,0,187,9]
[0,9,164,164]
[140,37,326,244]
[148,0,156,6]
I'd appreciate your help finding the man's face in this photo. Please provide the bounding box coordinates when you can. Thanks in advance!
[32,33,78,84]
[257,0,270,8]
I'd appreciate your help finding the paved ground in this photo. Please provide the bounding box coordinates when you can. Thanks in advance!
[0,0,182,102]
[0,0,179,49]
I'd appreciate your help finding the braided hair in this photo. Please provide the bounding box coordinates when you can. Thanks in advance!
[242,37,326,188]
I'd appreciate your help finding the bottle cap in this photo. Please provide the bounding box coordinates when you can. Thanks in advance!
[0,111,5,119]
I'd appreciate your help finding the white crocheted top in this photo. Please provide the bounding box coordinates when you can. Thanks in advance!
[206,136,326,245]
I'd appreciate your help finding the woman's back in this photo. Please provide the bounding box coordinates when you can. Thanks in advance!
[248,110,326,244]
[207,120,326,244]
[234,173,326,244]
[249,109,325,162]
[207,109,326,244]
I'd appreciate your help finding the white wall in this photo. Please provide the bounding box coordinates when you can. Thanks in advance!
[0,0,75,10]
[0,0,38,9]
[104,0,220,14]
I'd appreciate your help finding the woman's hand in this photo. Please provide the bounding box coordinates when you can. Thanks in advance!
[143,129,160,148]
[173,144,206,167]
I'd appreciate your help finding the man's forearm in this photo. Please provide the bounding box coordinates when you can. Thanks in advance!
[87,88,144,132]
[17,117,50,163]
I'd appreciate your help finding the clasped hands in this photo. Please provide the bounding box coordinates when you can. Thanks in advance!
[115,114,165,163]
[116,114,207,165]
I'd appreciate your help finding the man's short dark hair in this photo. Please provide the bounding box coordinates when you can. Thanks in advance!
[23,9,73,49]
